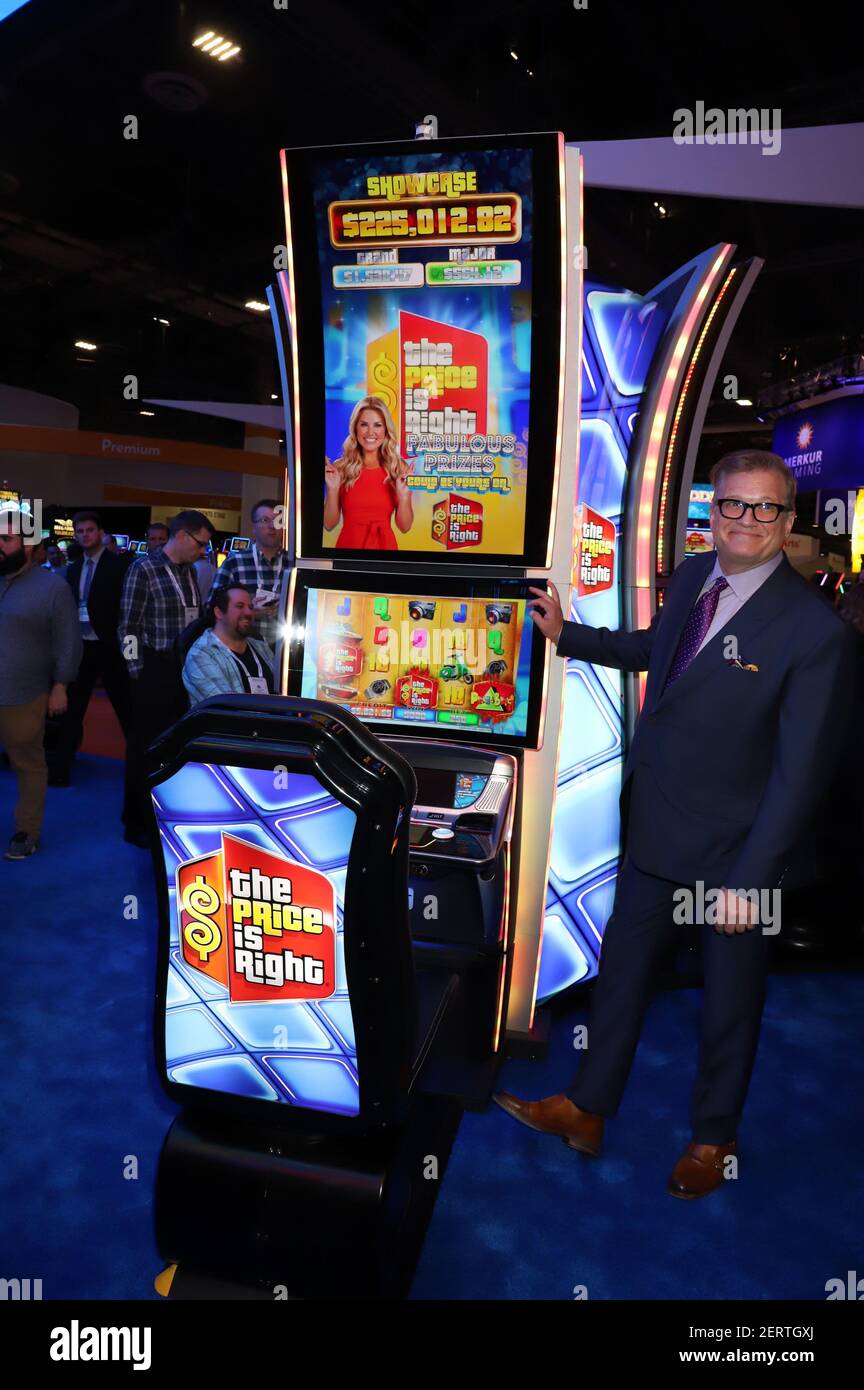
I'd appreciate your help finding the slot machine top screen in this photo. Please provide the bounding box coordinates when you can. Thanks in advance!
[287,572,548,749]
[281,133,566,566]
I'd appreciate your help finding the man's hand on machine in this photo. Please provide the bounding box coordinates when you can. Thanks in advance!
[527,583,565,646]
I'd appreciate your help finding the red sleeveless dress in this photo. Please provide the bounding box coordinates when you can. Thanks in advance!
[336,466,398,550]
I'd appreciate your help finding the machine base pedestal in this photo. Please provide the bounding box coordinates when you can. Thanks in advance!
[503,1006,551,1060]
[156,1095,463,1300]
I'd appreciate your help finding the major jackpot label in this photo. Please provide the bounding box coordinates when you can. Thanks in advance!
[176,833,336,1003]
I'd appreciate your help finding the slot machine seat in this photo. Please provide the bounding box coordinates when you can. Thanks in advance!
[148,697,468,1295]
[173,612,214,684]
[148,694,466,1138]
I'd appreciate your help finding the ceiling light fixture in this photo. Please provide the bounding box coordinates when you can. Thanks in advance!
[735,398,753,406]
[193,31,241,61]
[74,340,97,351]
[245,299,269,312]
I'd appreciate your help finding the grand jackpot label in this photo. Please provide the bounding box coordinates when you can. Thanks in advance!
[176,833,336,1003]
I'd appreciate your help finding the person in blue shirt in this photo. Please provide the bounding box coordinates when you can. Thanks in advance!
[183,585,275,704]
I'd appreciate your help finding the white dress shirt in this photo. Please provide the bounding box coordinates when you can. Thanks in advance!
[78,547,105,642]
[695,551,784,654]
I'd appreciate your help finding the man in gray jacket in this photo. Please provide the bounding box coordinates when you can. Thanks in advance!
[0,514,82,859]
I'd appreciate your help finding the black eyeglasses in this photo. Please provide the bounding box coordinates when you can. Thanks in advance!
[184,530,209,550]
[715,498,790,523]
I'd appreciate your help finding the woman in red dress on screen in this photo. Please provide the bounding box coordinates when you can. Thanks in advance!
[323,396,413,549]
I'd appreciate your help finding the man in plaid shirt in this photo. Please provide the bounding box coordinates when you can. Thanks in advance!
[119,509,214,845]
[208,498,290,649]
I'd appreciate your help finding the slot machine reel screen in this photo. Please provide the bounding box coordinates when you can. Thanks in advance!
[286,571,549,749]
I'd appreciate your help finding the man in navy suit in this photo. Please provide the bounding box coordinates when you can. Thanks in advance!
[49,511,132,789]
[495,450,854,1197]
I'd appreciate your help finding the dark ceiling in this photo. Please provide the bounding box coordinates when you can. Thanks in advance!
[0,0,862,457]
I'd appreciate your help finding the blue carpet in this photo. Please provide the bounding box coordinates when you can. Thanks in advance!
[2,756,862,1300]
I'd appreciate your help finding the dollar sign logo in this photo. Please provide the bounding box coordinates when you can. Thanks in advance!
[369,352,397,414]
[432,504,447,541]
[181,874,222,962]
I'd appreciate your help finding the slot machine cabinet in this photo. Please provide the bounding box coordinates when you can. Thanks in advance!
[151,129,588,1298]
[277,131,584,1049]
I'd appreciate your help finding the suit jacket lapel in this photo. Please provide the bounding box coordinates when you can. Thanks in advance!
[644,552,715,711]
[657,555,792,704]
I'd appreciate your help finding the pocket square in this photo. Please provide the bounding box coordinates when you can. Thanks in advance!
[726,658,759,672]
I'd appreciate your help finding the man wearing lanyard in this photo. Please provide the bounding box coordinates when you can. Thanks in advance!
[207,499,289,648]
[182,586,275,704]
[118,509,215,846]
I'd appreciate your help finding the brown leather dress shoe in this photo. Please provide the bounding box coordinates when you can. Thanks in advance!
[492,1091,603,1156]
[667,1141,737,1199]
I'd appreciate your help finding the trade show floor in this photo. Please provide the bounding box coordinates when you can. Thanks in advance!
[3,753,863,1301]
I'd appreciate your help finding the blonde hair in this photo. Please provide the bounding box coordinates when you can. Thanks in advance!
[334,396,408,491]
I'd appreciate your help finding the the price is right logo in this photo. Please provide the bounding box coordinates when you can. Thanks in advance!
[175,833,336,1002]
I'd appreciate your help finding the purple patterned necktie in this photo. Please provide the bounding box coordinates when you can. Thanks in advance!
[664,576,728,689]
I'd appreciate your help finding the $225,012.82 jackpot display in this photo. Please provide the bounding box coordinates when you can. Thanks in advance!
[281,133,565,566]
